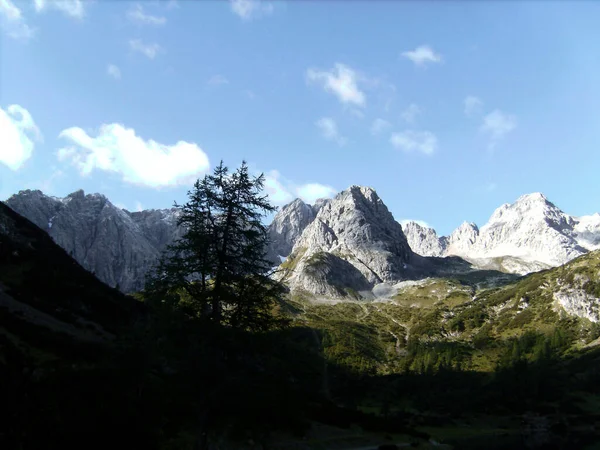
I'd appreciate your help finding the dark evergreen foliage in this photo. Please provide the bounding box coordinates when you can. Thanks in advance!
[145,161,287,331]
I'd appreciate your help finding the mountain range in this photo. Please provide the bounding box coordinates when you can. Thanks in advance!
[5,189,181,292]
[5,187,600,297]
[401,192,600,274]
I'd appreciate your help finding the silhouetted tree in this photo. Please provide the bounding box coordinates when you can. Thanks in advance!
[146,161,286,331]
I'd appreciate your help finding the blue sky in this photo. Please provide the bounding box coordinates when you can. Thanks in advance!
[1,0,599,235]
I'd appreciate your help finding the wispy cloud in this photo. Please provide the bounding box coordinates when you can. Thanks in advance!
[0,104,42,171]
[264,170,337,206]
[316,117,347,146]
[0,0,35,40]
[401,45,442,67]
[129,39,163,59]
[307,63,366,107]
[107,64,121,80]
[480,110,517,150]
[464,96,484,117]
[230,0,274,21]
[127,4,166,26]
[370,118,391,136]
[399,219,431,229]
[57,123,210,188]
[34,0,85,19]
[390,130,437,156]
[485,182,497,192]
[207,75,229,86]
[400,103,422,124]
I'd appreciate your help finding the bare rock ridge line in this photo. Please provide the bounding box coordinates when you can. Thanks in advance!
[5,189,182,293]
[402,192,600,275]
[271,185,415,297]
[5,187,600,295]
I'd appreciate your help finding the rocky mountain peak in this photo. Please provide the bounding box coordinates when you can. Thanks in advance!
[346,185,380,203]
[445,221,480,257]
[281,185,413,297]
[267,198,317,262]
[402,221,447,257]
[6,189,181,292]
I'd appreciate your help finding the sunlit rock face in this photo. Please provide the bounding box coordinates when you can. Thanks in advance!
[6,189,181,292]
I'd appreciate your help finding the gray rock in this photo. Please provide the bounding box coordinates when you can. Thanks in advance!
[267,198,316,264]
[279,185,413,297]
[446,221,480,258]
[402,221,447,257]
[6,190,180,292]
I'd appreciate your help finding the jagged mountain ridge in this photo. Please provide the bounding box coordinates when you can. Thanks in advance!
[0,201,140,342]
[6,190,182,292]
[402,192,600,274]
[276,186,416,297]
[8,187,600,297]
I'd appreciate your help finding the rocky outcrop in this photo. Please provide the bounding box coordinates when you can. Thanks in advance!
[6,190,180,293]
[267,198,317,263]
[401,221,447,257]
[446,222,480,258]
[404,193,600,275]
[470,193,586,266]
[279,186,413,297]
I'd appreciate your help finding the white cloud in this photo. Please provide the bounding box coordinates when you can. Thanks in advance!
[230,0,274,21]
[127,4,166,26]
[370,118,391,136]
[129,39,162,59]
[135,201,144,212]
[107,64,121,80]
[34,0,85,19]
[400,103,421,124]
[481,109,517,149]
[0,104,42,170]
[244,90,257,99]
[208,74,229,86]
[306,63,366,107]
[296,183,337,204]
[464,96,483,117]
[263,170,337,206]
[390,130,437,156]
[399,219,431,229]
[57,123,210,188]
[263,170,295,205]
[0,0,35,40]
[401,45,442,67]
[316,117,346,146]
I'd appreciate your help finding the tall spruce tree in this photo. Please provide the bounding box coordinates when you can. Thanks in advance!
[146,161,286,331]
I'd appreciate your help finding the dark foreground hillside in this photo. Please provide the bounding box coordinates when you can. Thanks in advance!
[1,201,600,449]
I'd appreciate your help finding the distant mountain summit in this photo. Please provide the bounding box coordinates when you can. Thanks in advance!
[6,190,181,292]
[275,185,414,298]
[402,192,600,274]
[8,187,600,296]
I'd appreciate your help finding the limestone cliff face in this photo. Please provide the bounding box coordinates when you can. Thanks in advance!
[402,193,600,275]
[402,221,447,257]
[6,190,180,292]
[279,186,413,297]
[267,198,317,264]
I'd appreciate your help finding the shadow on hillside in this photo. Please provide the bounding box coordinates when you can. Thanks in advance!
[410,253,521,287]
[2,307,600,450]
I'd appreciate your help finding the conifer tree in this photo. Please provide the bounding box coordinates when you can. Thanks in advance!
[146,161,286,331]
